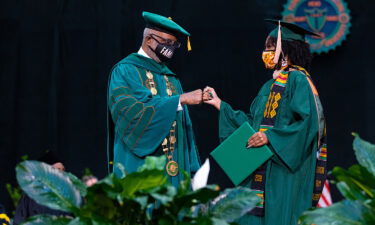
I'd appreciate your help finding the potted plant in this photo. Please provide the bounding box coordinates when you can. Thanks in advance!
[299,134,375,225]
[16,156,260,225]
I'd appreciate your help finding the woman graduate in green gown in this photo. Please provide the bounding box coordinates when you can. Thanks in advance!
[203,20,327,225]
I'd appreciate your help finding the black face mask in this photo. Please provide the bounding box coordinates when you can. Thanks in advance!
[149,43,176,63]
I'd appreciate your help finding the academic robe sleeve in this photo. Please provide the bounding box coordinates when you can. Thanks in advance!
[264,73,319,172]
[218,101,254,142]
[108,64,179,157]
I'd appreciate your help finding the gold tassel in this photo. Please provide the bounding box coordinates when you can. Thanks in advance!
[187,36,192,51]
[273,20,282,64]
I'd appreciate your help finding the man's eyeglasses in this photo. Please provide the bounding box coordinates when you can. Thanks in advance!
[149,34,181,48]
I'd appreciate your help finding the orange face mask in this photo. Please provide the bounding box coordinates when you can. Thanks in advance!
[262,50,277,69]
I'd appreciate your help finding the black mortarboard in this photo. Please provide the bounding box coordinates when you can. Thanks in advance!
[266,19,319,42]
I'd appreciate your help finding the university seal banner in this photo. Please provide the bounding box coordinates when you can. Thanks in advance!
[282,0,351,53]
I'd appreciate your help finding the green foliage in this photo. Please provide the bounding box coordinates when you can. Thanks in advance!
[21,215,72,225]
[6,155,31,215]
[299,134,375,225]
[6,183,22,208]
[17,156,260,225]
[16,161,82,213]
[138,156,167,172]
[65,172,88,197]
[299,200,374,225]
[209,187,260,222]
[353,133,375,176]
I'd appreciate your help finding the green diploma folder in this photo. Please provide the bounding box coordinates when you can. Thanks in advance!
[210,122,274,186]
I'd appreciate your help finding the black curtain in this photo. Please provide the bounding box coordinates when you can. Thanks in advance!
[1,0,375,212]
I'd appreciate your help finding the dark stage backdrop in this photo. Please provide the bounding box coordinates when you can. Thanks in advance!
[1,0,375,212]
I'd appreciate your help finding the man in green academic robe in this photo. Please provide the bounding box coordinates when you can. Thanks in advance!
[107,12,201,187]
[203,20,327,225]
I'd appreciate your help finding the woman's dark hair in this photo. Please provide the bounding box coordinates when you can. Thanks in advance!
[266,36,313,71]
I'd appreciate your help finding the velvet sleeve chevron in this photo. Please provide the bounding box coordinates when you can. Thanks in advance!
[109,86,156,152]
[108,64,179,157]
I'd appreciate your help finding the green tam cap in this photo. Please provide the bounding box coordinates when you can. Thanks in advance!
[266,19,319,42]
[142,11,190,37]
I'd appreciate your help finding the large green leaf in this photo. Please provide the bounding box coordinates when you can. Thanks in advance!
[20,215,72,225]
[299,200,375,225]
[137,156,166,172]
[149,185,177,205]
[65,172,88,197]
[347,165,375,188]
[133,195,149,210]
[80,192,118,220]
[174,185,220,209]
[209,187,260,222]
[336,181,368,202]
[332,166,375,201]
[16,161,82,213]
[88,174,123,200]
[152,186,219,222]
[353,134,375,176]
[121,169,167,198]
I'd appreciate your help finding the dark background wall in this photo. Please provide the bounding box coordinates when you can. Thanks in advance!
[1,0,375,212]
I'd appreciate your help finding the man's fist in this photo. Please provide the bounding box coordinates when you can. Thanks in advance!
[180,89,203,105]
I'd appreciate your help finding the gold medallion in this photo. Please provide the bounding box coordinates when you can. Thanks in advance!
[162,138,168,145]
[151,87,157,95]
[146,71,153,79]
[167,88,172,96]
[166,160,179,176]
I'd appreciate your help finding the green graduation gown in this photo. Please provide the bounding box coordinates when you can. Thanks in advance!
[219,70,323,225]
[107,53,200,187]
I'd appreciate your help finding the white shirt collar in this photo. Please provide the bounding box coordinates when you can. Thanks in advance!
[138,47,151,59]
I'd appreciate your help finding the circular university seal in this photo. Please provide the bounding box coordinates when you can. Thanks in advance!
[166,160,179,176]
[282,0,351,53]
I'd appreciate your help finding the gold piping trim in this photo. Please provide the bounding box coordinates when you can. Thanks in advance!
[133,66,144,84]
[131,106,156,150]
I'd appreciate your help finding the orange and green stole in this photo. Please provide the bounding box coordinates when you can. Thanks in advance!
[249,67,328,216]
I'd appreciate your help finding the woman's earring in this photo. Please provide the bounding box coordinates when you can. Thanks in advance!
[281,58,288,67]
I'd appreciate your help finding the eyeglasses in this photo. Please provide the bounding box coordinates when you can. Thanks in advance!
[149,34,181,48]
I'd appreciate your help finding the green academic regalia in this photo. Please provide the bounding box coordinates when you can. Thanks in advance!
[219,70,322,225]
[107,53,200,187]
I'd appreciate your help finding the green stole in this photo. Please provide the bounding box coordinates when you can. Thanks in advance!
[249,66,327,216]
